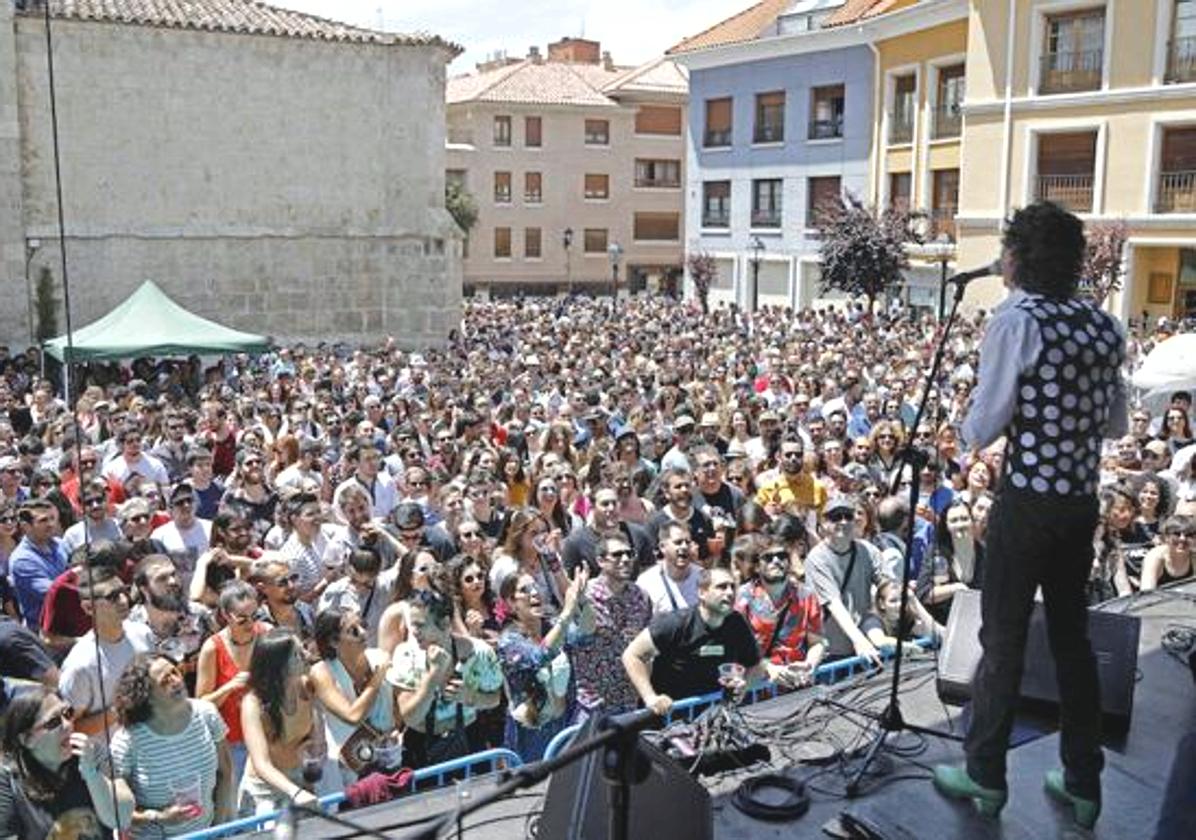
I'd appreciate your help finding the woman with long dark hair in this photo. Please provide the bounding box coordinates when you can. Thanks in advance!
[1160,406,1195,455]
[917,499,985,625]
[0,687,126,839]
[377,548,442,654]
[447,553,503,640]
[487,508,568,620]
[239,629,337,814]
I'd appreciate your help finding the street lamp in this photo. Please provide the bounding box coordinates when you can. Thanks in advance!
[927,233,954,321]
[749,235,765,312]
[25,238,41,343]
[607,241,623,307]
[562,227,574,296]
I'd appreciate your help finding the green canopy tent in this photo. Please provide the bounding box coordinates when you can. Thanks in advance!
[44,280,271,362]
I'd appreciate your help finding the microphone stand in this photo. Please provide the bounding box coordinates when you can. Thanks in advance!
[404,711,656,840]
[843,278,969,797]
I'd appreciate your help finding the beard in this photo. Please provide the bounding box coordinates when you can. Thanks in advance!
[148,587,187,613]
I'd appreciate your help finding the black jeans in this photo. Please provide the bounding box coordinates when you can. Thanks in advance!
[965,487,1104,800]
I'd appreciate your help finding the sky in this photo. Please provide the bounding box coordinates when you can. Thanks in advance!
[272,0,741,73]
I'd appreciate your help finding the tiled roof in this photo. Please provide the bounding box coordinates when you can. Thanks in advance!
[602,56,688,97]
[667,0,794,54]
[448,60,627,107]
[822,0,908,28]
[19,0,461,51]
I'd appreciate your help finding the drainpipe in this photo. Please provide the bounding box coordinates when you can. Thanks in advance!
[997,0,1016,219]
[868,40,882,207]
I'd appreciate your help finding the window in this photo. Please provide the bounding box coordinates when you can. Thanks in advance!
[1040,8,1104,94]
[754,91,785,143]
[584,173,610,200]
[583,228,608,253]
[751,178,783,228]
[525,116,542,148]
[930,169,960,241]
[807,176,842,229]
[524,172,542,204]
[494,227,511,258]
[703,181,731,227]
[889,172,912,213]
[1168,0,1196,83]
[1156,126,1196,212]
[494,171,511,204]
[634,159,681,188]
[704,97,732,147]
[933,65,965,139]
[493,115,512,147]
[635,106,682,135]
[634,212,680,241]
[585,119,609,145]
[525,227,542,258]
[890,74,916,144]
[809,85,845,140]
[1035,131,1097,212]
[446,169,467,190]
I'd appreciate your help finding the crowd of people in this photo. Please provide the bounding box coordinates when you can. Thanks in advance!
[0,294,1193,838]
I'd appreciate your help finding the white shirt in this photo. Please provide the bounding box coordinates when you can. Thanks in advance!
[635,563,700,616]
[60,621,156,715]
[102,452,170,487]
[335,473,398,520]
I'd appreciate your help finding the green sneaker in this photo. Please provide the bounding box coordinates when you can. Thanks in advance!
[932,765,1008,818]
[1044,769,1100,829]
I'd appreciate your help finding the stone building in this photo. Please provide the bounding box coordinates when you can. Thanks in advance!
[0,0,463,348]
[446,38,688,297]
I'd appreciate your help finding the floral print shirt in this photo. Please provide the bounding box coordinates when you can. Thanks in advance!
[573,577,652,713]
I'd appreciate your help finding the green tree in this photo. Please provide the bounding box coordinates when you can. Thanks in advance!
[34,266,58,342]
[814,192,920,317]
[1080,219,1128,307]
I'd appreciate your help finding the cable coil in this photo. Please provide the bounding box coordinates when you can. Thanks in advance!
[732,773,810,821]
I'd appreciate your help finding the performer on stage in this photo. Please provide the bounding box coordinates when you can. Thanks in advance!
[933,201,1127,829]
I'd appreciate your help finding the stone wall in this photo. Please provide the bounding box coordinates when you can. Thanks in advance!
[7,16,461,348]
[0,3,29,345]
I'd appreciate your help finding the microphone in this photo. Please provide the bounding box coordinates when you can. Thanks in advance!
[946,260,1001,286]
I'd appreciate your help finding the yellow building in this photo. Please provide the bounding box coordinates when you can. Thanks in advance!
[958,0,1196,319]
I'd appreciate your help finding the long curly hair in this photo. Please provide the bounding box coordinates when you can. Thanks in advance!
[115,654,167,726]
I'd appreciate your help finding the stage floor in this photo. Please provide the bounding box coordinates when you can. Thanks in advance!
[244,581,1196,840]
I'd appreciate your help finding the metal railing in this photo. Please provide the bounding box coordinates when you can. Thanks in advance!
[928,207,957,241]
[809,117,844,140]
[932,102,962,139]
[704,128,732,147]
[751,209,782,228]
[1167,37,1196,83]
[1035,173,1094,212]
[754,123,785,144]
[889,109,914,144]
[542,639,935,761]
[1039,48,1103,94]
[1156,169,1196,213]
[178,748,523,840]
[702,210,730,228]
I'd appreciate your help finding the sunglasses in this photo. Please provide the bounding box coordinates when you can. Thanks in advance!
[83,496,106,507]
[79,459,97,468]
[99,587,129,603]
[242,459,262,468]
[827,510,856,523]
[459,529,481,539]
[605,549,634,560]
[515,583,538,597]
[126,514,150,524]
[761,550,789,563]
[408,479,429,488]
[228,610,257,625]
[0,515,15,525]
[461,573,482,585]
[271,573,300,586]
[172,497,195,507]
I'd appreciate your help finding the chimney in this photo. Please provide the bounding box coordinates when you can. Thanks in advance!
[602,50,614,71]
[528,45,542,64]
[547,37,601,64]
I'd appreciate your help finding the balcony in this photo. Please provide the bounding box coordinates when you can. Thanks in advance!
[1156,170,1196,213]
[703,210,730,228]
[751,209,782,228]
[928,207,957,242]
[809,117,844,140]
[889,111,914,145]
[447,127,474,145]
[1167,37,1196,84]
[1035,174,1094,212]
[754,124,784,144]
[1039,49,1103,94]
[932,103,962,139]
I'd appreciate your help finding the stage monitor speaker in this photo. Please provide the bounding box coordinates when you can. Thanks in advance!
[936,590,1141,732]
[540,716,713,840]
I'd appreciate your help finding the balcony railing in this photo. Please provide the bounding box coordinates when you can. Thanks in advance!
[809,117,844,140]
[1039,49,1103,94]
[889,110,914,144]
[751,209,782,228]
[932,102,962,139]
[1167,37,1196,83]
[928,207,957,241]
[1156,170,1196,213]
[1036,173,1094,212]
[704,128,732,147]
[702,211,730,228]
[754,123,784,144]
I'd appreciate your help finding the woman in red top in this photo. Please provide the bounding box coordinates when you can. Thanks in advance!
[196,579,265,812]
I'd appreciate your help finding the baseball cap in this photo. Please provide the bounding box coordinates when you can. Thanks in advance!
[824,496,858,518]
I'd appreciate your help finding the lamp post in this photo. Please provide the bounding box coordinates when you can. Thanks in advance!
[607,241,623,308]
[928,233,953,321]
[563,227,574,296]
[749,235,764,312]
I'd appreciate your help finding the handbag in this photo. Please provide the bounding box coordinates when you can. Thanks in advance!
[341,721,389,774]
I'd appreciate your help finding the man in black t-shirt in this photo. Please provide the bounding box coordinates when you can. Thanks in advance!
[0,616,59,713]
[622,566,783,713]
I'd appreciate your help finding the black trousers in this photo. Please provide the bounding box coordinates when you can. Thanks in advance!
[964,487,1104,800]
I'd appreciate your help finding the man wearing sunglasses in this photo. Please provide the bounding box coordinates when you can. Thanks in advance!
[248,557,314,641]
[58,566,155,735]
[61,478,122,554]
[804,496,884,666]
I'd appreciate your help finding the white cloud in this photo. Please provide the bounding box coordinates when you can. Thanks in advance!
[272,0,739,71]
